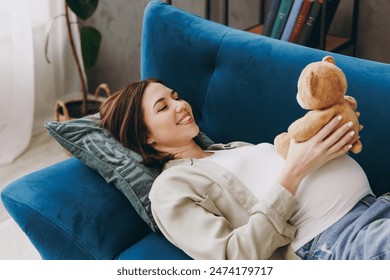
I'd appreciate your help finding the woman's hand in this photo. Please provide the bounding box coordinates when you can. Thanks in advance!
[278,115,358,195]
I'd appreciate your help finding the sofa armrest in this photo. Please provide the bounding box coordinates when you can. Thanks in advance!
[1,158,151,259]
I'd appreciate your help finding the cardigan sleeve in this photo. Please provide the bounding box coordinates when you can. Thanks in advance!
[149,165,298,260]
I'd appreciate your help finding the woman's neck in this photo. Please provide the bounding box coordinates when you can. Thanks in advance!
[158,140,211,160]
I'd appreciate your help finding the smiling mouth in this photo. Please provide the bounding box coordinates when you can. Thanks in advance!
[177,113,193,125]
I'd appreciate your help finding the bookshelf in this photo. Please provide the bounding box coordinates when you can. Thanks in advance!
[166,0,358,55]
[243,0,359,56]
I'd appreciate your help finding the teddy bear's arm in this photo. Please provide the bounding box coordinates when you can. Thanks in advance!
[344,95,357,111]
[288,109,336,142]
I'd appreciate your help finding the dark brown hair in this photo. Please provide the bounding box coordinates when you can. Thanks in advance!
[99,78,174,168]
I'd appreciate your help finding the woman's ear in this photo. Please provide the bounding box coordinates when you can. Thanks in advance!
[146,135,156,146]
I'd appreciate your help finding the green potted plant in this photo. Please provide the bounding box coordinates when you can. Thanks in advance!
[49,0,110,121]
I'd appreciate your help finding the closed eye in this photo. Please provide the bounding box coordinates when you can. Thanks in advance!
[155,90,181,112]
[172,90,181,100]
[158,105,168,112]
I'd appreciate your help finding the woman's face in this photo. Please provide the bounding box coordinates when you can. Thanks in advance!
[142,82,199,152]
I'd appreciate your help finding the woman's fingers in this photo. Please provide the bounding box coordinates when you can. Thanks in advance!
[319,119,360,164]
[327,129,355,157]
[312,115,357,154]
[313,115,343,142]
[323,122,353,148]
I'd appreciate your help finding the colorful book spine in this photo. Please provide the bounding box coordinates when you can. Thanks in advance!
[262,0,282,36]
[297,0,323,45]
[280,0,304,41]
[271,0,295,39]
[306,0,341,48]
[289,0,313,43]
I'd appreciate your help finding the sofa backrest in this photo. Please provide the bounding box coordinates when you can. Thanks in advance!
[141,1,390,195]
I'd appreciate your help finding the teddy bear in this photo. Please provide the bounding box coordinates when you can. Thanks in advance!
[274,55,362,159]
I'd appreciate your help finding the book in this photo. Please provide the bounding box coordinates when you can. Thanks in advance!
[262,0,282,36]
[289,0,313,43]
[280,0,304,41]
[297,0,323,45]
[271,0,295,39]
[306,0,341,48]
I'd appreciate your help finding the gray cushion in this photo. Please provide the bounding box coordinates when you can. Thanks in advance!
[45,113,214,231]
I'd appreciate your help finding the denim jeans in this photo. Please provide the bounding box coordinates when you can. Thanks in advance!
[296,193,390,260]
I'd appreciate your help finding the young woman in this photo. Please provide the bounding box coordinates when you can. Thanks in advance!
[100,79,390,260]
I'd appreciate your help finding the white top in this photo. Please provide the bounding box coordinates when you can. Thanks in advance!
[203,143,372,250]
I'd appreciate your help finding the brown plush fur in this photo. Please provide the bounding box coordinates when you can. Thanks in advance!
[274,56,362,159]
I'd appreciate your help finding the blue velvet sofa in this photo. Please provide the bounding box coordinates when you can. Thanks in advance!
[2,1,390,260]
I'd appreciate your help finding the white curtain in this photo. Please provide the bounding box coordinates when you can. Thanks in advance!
[0,0,82,166]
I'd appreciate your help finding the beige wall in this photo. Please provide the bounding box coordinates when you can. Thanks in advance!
[83,0,390,93]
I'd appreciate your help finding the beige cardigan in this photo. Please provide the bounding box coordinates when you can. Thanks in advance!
[149,143,301,260]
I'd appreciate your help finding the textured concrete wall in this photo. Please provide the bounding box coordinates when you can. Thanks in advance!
[355,0,390,63]
[80,0,149,93]
[82,0,390,93]
[329,0,390,63]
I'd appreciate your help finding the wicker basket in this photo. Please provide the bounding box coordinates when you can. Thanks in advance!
[55,83,111,122]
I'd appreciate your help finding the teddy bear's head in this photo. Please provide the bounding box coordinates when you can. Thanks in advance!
[297,56,347,110]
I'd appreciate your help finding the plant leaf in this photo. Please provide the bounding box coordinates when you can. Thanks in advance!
[81,26,101,71]
[66,0,99,20]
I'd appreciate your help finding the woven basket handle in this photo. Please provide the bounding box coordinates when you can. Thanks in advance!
[94,83,111,99]
[55,100,70,122]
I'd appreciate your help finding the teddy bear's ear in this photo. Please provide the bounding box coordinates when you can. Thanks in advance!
[322,56,336,64]
[308,71,317,96]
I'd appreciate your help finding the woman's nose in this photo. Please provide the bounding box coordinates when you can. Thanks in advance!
[175,101,185,113]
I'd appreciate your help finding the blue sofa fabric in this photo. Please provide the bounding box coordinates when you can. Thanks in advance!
[141,1,390,195]
[116,233,191,260]
[1,1,390,259]
[1,158,151,259]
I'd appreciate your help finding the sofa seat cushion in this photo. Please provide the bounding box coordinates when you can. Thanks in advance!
[116,233,191,260]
